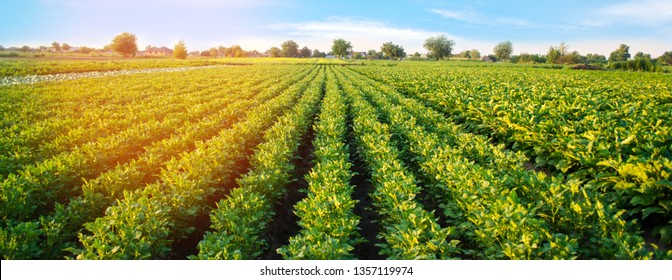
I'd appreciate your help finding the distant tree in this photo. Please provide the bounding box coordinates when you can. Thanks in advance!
[634,51,652,60]
[111,32,137,57]
[558,51,584,64]
[174,40,188,59]
[207,47,218,57]
[201,49,211,57]
[280,40,299,57]
[547,46,561,64]
[455,50,470,59]
[516,53,533,63]
[247,50,261,57]
[0,45,5,51]
[61,43,71,51]
[228,45,245,57]
[353,52,365,59]
[52,42,61,52]
[657,51,672,65]
[366,49,379,60]
[423,35,454,60]
[269,47,281,57]
[312,49,326,58]
[493,41,513,61]
[408,52,422,60]
[609,44,631,62]
[469,49,480,60]
[380,42,406,60]
[20,46,31,52]
[585,53,607,64]
[331,39,352,59]
[80,46,94,54]
[216,46,225,57]
[300,46,311,58]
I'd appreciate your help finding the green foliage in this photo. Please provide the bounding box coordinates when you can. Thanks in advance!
[493,41,514,61]
[423,35,454,61]
[351,62,672,253]
[281,40,299,58]
[609,44,631,62]
[331,39,352,59]
[609,57,662,72]
[197,67,324,259]
[279,69,361,260]
[380,42,406,61]
[111,32,138,57]
[300,46,311,58]
[173,40,187,59]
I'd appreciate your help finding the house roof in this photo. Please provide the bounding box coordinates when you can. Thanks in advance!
[147,46,173,53]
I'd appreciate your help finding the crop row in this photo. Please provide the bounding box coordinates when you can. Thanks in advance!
[278,68,361,259]
[0,65,291,179]
[350,65,672,246]
[338,67,653,259]
[0,65,316,259]
[334,67,459,259]
[196,66,325,259]
[72,66,322,259]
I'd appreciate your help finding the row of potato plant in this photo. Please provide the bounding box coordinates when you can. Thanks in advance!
[278,67,362,259]
[0,66,282,179]
[0,75,267,225]
[1,79,238,179]
[195,67,325,260]
[340,67,653,259]
[334,67,459,259]
[0,65,313,259]
[350,65,672,244]
[73,66,320,259]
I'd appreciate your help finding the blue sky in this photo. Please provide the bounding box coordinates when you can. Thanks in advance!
[1,0,670,56]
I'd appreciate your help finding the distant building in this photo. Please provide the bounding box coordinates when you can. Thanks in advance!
[143,46,173,56]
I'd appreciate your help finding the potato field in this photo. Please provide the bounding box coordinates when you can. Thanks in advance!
[1,62,670,260]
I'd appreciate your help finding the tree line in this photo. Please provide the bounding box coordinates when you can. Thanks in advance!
[9,32,669,72]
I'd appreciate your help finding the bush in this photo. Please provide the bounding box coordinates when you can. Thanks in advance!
[571,64,603,71]
[608,58,662,72]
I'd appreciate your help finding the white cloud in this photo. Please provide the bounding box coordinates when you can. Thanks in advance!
[598,0,672,26]
[268,16,458,52]
[430,9,531,27]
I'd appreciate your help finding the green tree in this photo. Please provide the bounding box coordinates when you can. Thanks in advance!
[609,44,631,62]
[469,49,481,60]
[547,46,561,64]
[174,40,187,59]
[493,41,513,61]
[455,50,470,59]
[110,32,137,57]
[366,49,379,60]
[52,42,61,52]
[423,35,454,60]
[269,47,281,57]
[312,49,326,58]
[380,42,406,60]
[280,40,299,57]
[61,43,71,51]
[657,51,672,65]
[585,53,607,64]
[331,38,352,59]
[300,46,311,58]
